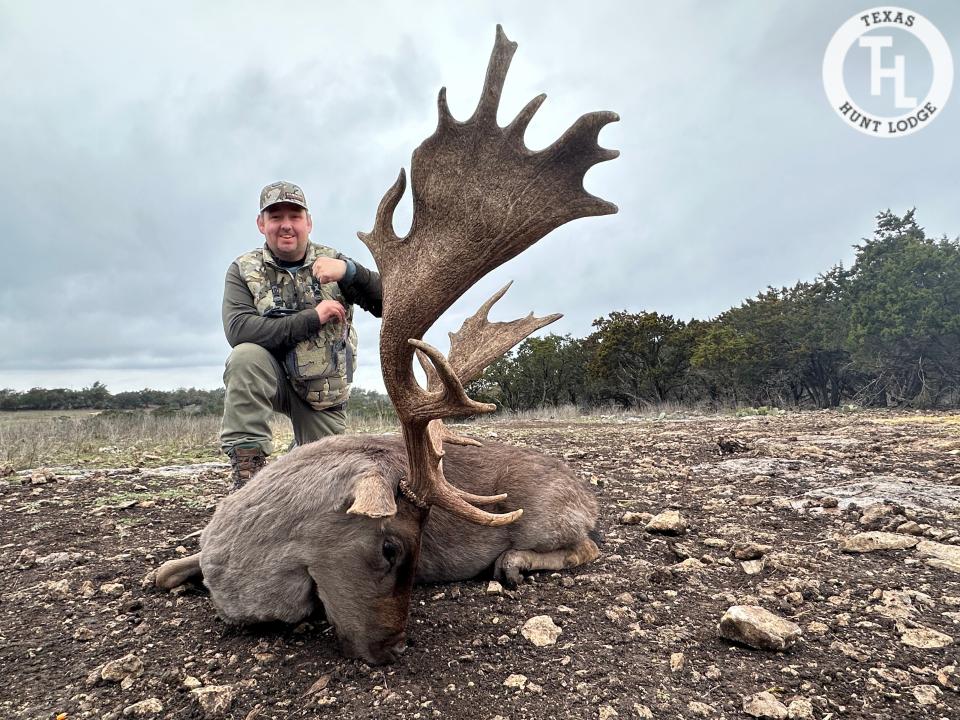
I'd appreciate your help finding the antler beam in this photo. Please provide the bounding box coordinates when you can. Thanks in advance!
[359,25,618,526]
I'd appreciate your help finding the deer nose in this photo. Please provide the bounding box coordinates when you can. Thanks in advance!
[368,632,407,665]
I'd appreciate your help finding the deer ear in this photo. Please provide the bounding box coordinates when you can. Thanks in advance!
[346,471,397,518]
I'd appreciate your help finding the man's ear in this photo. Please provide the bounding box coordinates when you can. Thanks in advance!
[256,212,266,236]
[346,470,397,519]
[306,212,313,234]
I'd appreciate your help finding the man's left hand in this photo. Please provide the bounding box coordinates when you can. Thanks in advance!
[312,257,347,284]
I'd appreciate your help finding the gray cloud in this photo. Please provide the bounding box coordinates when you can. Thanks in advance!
[1,0,958,392]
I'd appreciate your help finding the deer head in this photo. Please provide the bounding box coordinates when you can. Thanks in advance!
[353,24,619,527]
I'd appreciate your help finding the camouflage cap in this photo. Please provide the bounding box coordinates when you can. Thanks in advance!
[259,181,309,212]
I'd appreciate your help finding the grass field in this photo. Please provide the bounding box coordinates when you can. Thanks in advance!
[0,409,398,470]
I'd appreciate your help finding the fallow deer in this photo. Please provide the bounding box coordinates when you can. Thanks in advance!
[156,25,618,664]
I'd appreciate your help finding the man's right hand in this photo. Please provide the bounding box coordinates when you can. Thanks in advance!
[315,299,347,325]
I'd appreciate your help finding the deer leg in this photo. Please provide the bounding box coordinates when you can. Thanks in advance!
[493,538,600,588]
[156,552,202,589]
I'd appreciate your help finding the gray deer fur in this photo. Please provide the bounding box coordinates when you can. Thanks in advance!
[160,434,599,664]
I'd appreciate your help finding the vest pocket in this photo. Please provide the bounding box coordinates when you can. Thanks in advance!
[284,337,344,382]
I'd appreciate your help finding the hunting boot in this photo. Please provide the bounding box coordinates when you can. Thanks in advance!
[227,446,266,490]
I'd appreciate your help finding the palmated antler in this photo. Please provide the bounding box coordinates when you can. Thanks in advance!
[359,25,618,526]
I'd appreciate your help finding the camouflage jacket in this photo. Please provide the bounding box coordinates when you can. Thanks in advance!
[222,242,382,409]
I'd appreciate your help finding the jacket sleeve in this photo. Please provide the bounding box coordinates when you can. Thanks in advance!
[337,255,383,318]
[222,262,322,350]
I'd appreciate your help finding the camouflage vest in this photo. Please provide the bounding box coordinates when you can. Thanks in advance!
[235,243,358,411]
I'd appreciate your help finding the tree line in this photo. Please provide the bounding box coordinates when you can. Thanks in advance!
[0,383,395,420]
[468,210,960,410]
[5,210,957,414]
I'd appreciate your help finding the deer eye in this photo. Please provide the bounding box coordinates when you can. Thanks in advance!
[382,539,402,567]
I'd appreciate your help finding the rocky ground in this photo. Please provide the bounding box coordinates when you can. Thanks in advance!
[1,409,958,720]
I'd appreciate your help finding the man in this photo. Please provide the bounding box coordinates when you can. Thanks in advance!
[220,181,382,488]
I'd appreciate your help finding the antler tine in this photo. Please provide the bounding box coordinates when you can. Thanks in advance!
[505,93,547,144]
[548,110,621,174]
[433,485,522,527]
[357,168,405,263]
[469,24,517,127]
[408,339,495,421]
[448,282,562,386]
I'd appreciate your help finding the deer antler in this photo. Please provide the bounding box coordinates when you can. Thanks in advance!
[359,25,618,526]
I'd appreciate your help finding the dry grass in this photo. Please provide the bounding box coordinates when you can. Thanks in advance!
[0,410,399,470]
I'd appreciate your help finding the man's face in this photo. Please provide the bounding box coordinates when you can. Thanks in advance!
[257,202,313,261]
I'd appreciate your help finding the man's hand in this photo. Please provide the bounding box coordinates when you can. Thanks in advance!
[315,299,346,325]
[312,257,347,284]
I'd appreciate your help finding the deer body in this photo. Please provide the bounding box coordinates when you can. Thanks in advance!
[159,434,598,663]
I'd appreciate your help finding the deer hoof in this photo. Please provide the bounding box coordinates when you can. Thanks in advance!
[493,553,522,589]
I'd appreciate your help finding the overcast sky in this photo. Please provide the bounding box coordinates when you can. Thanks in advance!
[1,1,957,394]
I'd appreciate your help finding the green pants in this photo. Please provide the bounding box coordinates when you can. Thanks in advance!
[220,343,347,455]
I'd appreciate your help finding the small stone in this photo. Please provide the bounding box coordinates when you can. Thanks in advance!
[14,548,37,569]
[486,580,503,595]
[732,542,772,560]
[805,621,829,636]
[73,627,95,642]
[645,510,686,535]
[871,666,912,686]
[784,592,804,607]
[521,615,561,647]
[44,579,71,598]
[620,511,648,525]
[718,606,802,651]
[743,691,788,719]
[688,701,716,717]
[37,551,82,567]
[703,538,729,549]
[739,495,765,507]
[100,582,125,597]
[829,640,869,662]
[670,652,685,672]
[840,532,919,553]
[123,698,163,716]
[912,685,941,706]
[899,625,953,648]
[615,592,635,605]
[916,540,960,570]
[190,685,234,717]
[858,502,894,528]
[673,558,705,572]
[741,559,765,575]
[786,698,814,719]
[936,664,959,691]
[598,706,618,720]
[820,496,839,508]
[101,654,144,682]
[503,674,527,690]
[85,663,106,687]
[80,580,96,598]
[605,605,637,624]
[895,520,924,535]
[183,676,202,690]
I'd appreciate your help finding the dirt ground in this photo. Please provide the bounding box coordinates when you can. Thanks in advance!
[1,410,958,720]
